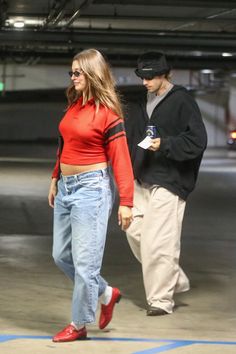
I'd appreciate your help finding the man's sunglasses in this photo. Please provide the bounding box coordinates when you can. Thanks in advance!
[68,70,82,78]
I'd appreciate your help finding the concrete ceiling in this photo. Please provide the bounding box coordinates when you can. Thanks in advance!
[1,0,236,70]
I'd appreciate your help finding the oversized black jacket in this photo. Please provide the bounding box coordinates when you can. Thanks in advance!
[125,85,207,200]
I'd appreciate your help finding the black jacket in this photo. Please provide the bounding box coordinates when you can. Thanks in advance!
[125,85,207,200]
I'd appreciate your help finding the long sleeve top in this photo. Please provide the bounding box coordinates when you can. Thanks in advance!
[52,97,134,207]
[125,85,207,200]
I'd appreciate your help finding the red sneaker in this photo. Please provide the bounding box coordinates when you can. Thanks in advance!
[99,287,122,329]
[52,324,87,342]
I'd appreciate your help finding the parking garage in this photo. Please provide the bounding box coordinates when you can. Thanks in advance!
[0,1,236,353]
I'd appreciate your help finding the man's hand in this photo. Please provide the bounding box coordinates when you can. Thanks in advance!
[118,206,133,231]
[148,138,161,151]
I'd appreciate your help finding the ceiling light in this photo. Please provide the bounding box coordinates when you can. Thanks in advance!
[13,21,25,28]
[191,51,203,57]
[201,69,213,74]
[222,52,233,57]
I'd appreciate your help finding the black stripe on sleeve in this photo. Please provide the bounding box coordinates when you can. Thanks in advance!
[104,117,120,133]
[104,122,125,141]
[104,133,126,145]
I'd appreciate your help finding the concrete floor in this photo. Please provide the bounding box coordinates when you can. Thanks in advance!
[0,143,236,354]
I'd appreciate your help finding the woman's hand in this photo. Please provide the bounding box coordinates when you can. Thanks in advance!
[48,178,58,208]
[118,206,133,231]
[148,138,161,151]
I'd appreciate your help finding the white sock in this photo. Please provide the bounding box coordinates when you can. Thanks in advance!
[71,322,84,330]
[101,286,112,305]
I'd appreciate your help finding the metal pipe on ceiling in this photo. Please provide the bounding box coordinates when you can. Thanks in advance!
[1,28,236,52]
[93,0,236,8]
[50,9,67,27]
[62,0,94,29]
[43,0,68,28]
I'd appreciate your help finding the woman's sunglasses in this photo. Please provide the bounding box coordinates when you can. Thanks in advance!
[68,70,82,78]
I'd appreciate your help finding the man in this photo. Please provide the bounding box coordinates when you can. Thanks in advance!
[125,52,207,316]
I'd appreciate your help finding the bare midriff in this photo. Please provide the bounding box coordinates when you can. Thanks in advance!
[60,161,108,176]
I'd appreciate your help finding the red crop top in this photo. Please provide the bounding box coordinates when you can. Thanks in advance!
[52,97,134,207]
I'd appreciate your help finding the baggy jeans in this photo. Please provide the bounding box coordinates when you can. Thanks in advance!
[52,168,115,326]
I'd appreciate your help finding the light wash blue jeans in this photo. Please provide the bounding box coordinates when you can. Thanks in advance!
[52,168,115,326]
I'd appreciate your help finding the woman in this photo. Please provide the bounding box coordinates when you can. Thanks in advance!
[48,49,134,342]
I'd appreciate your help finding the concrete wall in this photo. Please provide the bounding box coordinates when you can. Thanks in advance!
[0,101,64,141]
[196,92,228,147]
[228,77,236,130]
[0,64,70,91]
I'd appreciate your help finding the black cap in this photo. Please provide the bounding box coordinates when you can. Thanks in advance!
[135,52,170,79]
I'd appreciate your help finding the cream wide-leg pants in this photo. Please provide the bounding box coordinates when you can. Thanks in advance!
[126,180,190,313]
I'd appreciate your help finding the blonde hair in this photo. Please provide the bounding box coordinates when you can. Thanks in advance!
[66,49,123,118]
